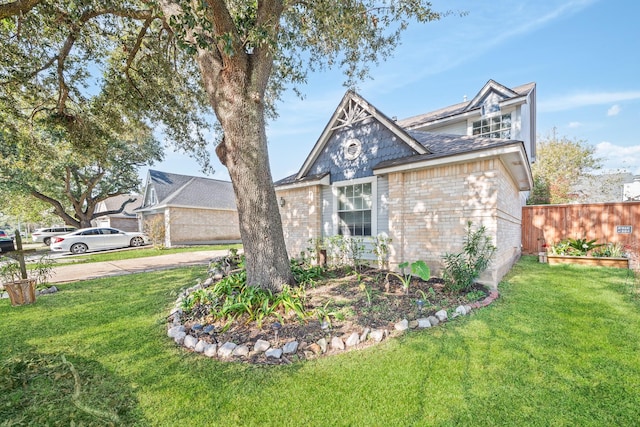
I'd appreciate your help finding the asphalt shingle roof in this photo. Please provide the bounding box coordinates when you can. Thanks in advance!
[146,170,236,210]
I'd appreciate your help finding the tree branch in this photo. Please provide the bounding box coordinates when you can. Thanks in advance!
[0,0,41,20]
[30,190,79,227]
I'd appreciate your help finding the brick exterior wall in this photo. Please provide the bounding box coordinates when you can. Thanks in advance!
[276,158,524,288]
[276,186,322,258]
[165,207,241,245]
[386,158,521,287]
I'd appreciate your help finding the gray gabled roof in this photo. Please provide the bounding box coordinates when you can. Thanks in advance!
[295,90,429,180]
[397,81,536,130]
[140,170,236,211]
[274,81,534,190]
[376,131,522,169]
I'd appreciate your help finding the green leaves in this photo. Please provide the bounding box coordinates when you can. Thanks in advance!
[442,221,496,292]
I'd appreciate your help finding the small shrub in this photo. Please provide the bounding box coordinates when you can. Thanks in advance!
[372,233,392,269]
[441,221,496,292]
[591,242,626,258]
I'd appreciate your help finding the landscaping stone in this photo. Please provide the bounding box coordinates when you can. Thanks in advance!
[203,277,213,287]
[428,316,439,326]
[283,341,299,354]
[173,331,186,345]
[360,328,370,343]
[370,329,385,342]
[194,340,207,353]
[308,343,322,355]
[254,339,271,353]
[218,342,237,358]
[330,336,345,350]
[395,319,409,331]
[345,332,360,347]
[417,318,432,328]
[184,335,198,349]
[204,344,217,357]
[435,310,448,322]
[455,305,468,316]
[409,320,419,329]
[317,338,328,353]
[203,325,215,335]
[265,348,283,359]
[464,305,472,314]
[233,345,250,357]
[167,325,186,338]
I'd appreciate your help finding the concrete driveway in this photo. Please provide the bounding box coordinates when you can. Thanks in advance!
[49,250,229,283]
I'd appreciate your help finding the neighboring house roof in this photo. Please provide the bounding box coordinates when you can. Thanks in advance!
[138,170,237,212]
[397,80,536,130]
[95,194,142,218]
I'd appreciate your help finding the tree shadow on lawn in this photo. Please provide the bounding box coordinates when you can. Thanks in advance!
[0,349,147,425]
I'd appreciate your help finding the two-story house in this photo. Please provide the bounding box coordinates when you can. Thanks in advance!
[274,80,536,286]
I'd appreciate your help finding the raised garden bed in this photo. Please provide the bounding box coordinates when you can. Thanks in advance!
[546,254,629,269]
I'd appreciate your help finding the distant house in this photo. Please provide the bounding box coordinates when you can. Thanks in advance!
[274,80,535,287]
[137,170,241,246]
[569,172,635,203]
[93,194,142,232]
[623,176,640,201]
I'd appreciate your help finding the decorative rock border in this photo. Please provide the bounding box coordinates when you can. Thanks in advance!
[0,285,59,300]
[167,276,501,365]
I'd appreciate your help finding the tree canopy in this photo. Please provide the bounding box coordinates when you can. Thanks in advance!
[1,0,450,290]
[529,132,602,205]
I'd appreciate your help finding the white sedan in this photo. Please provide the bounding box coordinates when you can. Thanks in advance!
[50,227,150,254]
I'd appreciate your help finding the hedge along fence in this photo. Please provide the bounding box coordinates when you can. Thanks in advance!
[521,201,640,267]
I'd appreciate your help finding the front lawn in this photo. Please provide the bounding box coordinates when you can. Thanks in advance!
[54,243,242,264]
[1,257,639,425]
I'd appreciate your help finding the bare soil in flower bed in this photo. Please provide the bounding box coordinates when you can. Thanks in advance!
[180,267,488,364]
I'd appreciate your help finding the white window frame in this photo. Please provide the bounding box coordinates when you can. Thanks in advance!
[331,176,377,237]
[149,188,157,205]
[469,110,513,139]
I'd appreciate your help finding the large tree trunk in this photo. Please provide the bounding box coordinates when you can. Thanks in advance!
[214,98,293,292]
[161,0,293,292]
[199,57,293,292]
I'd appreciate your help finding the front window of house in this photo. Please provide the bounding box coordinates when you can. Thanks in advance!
[337,182,372,236]
[472,113,512,139]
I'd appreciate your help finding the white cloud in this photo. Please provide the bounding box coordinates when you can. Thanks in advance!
[539,90,640,112]
[595,141,640,174]
[607,104,621,116]
[568,121,583,128]
[362,0,599,95]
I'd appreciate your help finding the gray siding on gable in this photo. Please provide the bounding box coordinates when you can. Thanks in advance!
[308,118,416,183]
[377,176,389,235]
[321,185,333,237]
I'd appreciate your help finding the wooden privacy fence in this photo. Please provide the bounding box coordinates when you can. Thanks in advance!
[521,202,640,255]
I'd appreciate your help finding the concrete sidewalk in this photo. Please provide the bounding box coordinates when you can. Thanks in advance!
[50,250,229,283]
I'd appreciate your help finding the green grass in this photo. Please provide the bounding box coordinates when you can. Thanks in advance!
[1,256,639,426]
[56,243,242,264]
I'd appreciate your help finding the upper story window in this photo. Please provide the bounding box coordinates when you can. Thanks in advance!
[149,188,157,205]
[472,113,512,139]
[337,182,372,236]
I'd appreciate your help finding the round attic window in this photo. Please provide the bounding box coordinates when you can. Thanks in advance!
[344,138,362,160]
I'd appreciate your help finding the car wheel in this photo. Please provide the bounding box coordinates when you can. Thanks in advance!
[70,243,88,254]
[130,236,145,247]
[43,237,51,246]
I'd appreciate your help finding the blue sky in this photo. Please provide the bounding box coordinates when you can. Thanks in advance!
[144,0,640,182]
